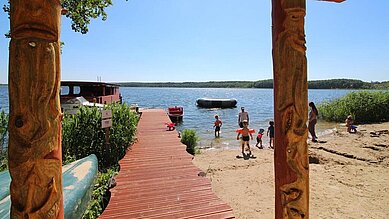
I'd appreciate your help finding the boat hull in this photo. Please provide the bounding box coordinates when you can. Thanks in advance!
[167,106,183,122]
[0,154,98,219]
[196,98,237,108]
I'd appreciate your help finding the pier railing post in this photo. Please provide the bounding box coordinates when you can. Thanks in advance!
[8,0,64,218]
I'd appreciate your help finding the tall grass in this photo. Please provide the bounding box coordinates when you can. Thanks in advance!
[318,91,389,124]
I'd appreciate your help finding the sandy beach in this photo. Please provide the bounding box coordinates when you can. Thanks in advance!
[192,122,389,219]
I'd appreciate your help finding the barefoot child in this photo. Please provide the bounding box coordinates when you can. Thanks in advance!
[256,129,264,149]
[214,115,222,137]
[267,121,274,149]
[236,120,253,155]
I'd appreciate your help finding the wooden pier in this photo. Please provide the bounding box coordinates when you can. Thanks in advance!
[100,109,234,218]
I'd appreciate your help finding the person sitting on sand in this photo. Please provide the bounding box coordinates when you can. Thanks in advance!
[345,115,357,133]
[213,114,222,137]
[237,120,253,155]
[256,129,264,149]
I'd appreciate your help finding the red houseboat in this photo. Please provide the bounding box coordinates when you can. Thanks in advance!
[60,81,122,114]
[60,81,121,105]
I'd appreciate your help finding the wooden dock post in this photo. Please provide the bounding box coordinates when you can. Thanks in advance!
[8,0,64,218]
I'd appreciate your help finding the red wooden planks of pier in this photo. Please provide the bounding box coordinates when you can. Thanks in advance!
[100,109,234,218]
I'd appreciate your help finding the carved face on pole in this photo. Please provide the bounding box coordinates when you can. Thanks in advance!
[11,0,61,40]
[284,8,306,55]
[8,0,63,218]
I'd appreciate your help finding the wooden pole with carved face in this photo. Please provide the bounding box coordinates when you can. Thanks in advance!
[272,0,346,218]
[272,0,309,218]
[8,0,64,218]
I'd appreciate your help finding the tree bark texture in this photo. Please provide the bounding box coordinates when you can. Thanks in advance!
[272,0,309,218]
[8,0,64,218]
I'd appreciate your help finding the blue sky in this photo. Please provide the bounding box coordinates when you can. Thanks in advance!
[0,0,388,83]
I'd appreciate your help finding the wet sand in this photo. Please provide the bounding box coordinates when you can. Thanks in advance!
[192,122,389,219]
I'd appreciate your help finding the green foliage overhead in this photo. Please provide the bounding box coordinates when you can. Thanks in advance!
[3,0,121,35]
[61,0,113,34]
[180,129,199,155]
[318,91,389,124]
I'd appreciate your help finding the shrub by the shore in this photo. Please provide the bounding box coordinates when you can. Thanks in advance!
[181,129,199,155]
[62,103,139,171]
[0,111,8,171]
[318,91,389,124]
[62,103,139,218]
[0,111,7,151]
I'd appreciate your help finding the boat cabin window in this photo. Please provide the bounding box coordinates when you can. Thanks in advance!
[74,86,80,95]
[60,86,80,96]
[60,86,69,95]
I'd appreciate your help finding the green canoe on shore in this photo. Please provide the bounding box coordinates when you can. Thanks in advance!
[0,154,98,219]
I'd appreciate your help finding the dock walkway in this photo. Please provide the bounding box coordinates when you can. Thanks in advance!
[100,109,234,218]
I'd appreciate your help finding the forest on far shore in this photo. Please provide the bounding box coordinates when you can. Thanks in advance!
[118,79,389,89]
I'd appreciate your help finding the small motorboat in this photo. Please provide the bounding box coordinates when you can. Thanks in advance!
[196,98,237,108]
[167,106,183,122]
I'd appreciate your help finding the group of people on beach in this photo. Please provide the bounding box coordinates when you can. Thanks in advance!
[213,107,275,155]
[213,102,357,156]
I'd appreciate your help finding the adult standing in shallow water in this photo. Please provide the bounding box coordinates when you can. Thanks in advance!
[308,102,319,142]
[238,107,249,128]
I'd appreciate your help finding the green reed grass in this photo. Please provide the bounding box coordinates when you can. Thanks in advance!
[318,91,389,124]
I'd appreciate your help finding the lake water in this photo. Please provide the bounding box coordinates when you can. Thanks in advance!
[0,86,353,149]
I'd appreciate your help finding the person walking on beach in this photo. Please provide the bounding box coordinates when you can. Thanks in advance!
[267,121,275,149]
[236,120,253,155]
[213,114,223,137]
[256,129,265,149]
[308,102,319,142]
[238,107,249,128]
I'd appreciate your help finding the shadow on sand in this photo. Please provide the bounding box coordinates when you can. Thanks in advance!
[236,153,256,160]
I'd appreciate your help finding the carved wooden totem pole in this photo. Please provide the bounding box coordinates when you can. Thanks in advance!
[272,0,345,218]
[272,0,309,218]
[8,0,64,218]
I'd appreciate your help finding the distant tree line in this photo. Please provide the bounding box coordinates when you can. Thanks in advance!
[118,79,389,89]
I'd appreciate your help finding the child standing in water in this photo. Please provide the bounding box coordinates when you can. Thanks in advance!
[213,115,222,137]
[267,121,275,149]
[236,120,253,155]
[256,129,265,149]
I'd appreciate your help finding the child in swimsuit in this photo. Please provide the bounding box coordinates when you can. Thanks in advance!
[214,115,222,137]
[267,121,275,149]
[236,120,253,155]
[256,129,264,149]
